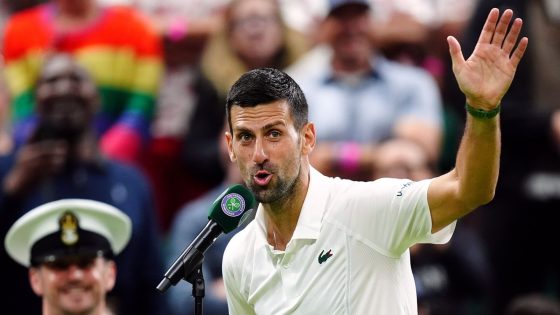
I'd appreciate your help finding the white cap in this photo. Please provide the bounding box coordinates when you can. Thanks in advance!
[4,199,132,267]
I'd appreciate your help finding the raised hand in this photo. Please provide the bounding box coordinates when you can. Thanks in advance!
[448,8,528,110]
[3,140,68,196]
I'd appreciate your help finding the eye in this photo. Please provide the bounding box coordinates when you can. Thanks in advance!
[76,258,96,269]
[238,132,253,142]
[269,130,281,139]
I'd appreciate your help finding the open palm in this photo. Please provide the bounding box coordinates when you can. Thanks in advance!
[448,8,528,110]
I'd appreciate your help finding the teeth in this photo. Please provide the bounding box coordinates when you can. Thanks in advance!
[64,287,87,294]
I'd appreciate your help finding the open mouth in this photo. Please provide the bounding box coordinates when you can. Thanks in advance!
[254,170,272,186]
[60,285,90,297]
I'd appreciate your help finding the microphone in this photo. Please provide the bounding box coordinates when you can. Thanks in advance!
[156,184,256,293]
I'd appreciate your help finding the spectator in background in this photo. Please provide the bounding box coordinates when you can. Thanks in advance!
[447,0,560,312]
[287,0,443,181]
[137,0,226,62]
[200,0,309,101]
[1,0,163,163]
[372,138,434,180]
[165,122,253,315]
[0,54,164,315]
[4,199,132,315]
[140,67,224,232]
[369,0,479,65]
[277,0,328,44]
[373,139,492,315]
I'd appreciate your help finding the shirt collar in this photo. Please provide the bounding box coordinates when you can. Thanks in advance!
[255,167,329,244]
[323,58,382,85]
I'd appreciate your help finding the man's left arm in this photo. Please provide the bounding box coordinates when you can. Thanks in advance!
[428,8,528,233]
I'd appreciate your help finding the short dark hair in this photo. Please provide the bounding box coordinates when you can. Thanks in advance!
[226,68,308,132]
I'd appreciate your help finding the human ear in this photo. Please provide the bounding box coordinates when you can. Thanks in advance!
[29,268,44,296]
[104,261,117,291]
[301,122,316,156]
[225,132,237,162]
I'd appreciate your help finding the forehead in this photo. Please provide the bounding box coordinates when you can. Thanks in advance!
[231,0,278,17]
[230,100,292,131]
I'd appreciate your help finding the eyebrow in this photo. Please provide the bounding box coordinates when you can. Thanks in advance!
[262,121,285,131]
[234,120,286,134]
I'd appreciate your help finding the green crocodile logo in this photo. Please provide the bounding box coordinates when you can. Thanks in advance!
[318,249,333,264]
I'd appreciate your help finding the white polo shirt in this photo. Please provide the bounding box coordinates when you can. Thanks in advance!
[223,167,456,315]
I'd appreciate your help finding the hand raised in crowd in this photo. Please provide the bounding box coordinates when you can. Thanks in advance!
[448,8,528,110]
[3,139,68,196]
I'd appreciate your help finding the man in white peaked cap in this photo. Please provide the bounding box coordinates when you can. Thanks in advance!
[5,198,132,315]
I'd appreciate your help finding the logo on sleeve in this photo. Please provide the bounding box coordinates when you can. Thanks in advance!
[318,249,333,264]
[396,181,414,197]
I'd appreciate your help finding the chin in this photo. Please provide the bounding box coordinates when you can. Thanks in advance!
[59,294,96,313]
[62,301,96,315]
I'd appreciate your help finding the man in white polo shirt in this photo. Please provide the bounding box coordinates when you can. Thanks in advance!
[222,5,528,315]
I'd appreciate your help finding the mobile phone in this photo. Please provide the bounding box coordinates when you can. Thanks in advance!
[29,121,63,143]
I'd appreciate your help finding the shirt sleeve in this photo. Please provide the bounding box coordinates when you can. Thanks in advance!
[333,178,455,257]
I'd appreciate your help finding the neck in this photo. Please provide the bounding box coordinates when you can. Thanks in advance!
[264,163,310,251]
[65,131,101,164]
[332,54,372,75]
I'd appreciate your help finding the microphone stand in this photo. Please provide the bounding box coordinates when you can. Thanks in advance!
[185,263,205,315]
[157,223,222,314]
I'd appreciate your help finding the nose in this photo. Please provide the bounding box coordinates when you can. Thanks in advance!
[252,137,269,165]
[54,77,75,95]
[65,264,85,280]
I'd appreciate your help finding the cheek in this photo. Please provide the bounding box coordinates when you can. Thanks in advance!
[234,144,254,162]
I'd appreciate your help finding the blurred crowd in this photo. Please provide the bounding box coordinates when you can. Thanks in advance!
[1,0,559,314]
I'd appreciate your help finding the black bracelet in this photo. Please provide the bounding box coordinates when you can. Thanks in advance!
[465,103,501,119]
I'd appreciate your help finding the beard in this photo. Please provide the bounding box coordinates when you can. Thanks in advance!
[247,158,301,204]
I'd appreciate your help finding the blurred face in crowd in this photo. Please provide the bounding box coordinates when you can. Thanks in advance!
[29,256,116,315]
[54,0,94,15]
[34,55,98,141]
[228,0,284,69]
[324,4,373,70]
[373,139,433,181]
[226,100,314,204]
